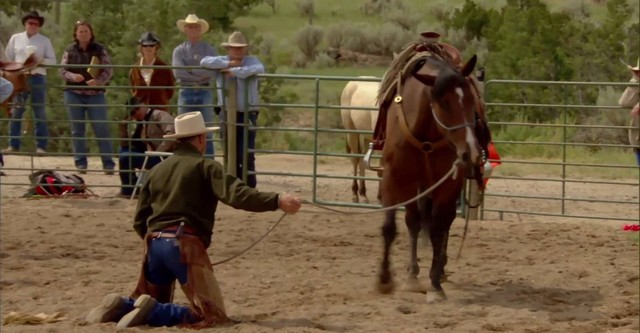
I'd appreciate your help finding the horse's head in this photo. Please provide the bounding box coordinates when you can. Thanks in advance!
[412,55,483,169]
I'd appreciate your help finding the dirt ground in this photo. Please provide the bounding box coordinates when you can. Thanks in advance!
[0,153,638,333]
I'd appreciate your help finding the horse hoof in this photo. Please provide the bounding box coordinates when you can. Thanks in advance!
[401,277,427,294]
[361,197,370,204]
[426,290,447,303]
[351,196,359,203]
[376,280,396,294]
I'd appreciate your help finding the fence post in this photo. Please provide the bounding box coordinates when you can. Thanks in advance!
[226,79,238,177]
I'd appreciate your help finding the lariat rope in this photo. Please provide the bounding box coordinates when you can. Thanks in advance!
[213,160,475,266]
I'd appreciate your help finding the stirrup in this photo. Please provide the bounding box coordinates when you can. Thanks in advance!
[364,142,383,172]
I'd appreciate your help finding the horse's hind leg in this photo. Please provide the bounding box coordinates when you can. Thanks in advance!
[357,157,369,204]
[377,209,396,294]
[402,202,427,293]
[346,133,360,203]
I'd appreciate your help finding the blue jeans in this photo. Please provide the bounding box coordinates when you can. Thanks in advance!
[118,147,161,196]
[64,91,115,169]
[233,111,258,188]
[178,88,215,157]
[635,149,640,166]
[8,74,48,150]
[141,237,196,326]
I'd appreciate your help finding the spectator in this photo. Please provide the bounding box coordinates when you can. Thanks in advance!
[59,20,115,174]
[129,32,175,112]
[201,31,265,188]
[618,58,640,166]
[117,97,175,198]
[3,11,56,154]
[172,14,218,157]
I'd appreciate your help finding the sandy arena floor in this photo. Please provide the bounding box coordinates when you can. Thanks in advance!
[0,153,638,333]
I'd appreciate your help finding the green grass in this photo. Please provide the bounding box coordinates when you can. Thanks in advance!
[236,0,628,45]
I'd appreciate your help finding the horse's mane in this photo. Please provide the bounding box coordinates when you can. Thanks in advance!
[376,43,419,107]
[377,42,458,108]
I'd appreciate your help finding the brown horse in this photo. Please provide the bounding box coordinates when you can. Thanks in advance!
[376,53,483,302]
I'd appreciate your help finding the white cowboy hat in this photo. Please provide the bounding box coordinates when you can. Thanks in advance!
[176,14,209,34]
[163,112,219,139]
[221,31,248,48]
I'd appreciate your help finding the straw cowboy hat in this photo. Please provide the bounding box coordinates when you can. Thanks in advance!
[176,14,209,34]
[221,31,248,48]
[163,112,219,139]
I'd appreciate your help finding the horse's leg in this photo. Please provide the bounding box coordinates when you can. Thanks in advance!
[346,133,360,203]
[377,208,396,294]
[357,157,369,204]
[401,202,427,293]
[424,205,456,303]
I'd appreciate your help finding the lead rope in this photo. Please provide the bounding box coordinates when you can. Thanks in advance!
[212,161,464,266]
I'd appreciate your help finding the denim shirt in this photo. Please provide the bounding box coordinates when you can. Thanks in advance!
[200,55,264,111]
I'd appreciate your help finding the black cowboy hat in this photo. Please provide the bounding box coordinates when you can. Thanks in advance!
[125,96,145,115]
[138,32,160,46]
[21,11,45,26]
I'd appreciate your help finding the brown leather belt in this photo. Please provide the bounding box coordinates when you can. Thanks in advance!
[150,231,178,238]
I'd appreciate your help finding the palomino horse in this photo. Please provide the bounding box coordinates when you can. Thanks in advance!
[376,54,483,302]
[340,77,382,203]
[0,53,39,116]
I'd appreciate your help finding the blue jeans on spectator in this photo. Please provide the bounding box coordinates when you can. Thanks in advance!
[178,88,215,157]
[235,111,258,188]
[64,91,115,170]
[635,149,640,166]
[118,147,161,196]
[8,74,48,150]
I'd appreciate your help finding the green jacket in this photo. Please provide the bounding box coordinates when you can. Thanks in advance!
[133,142,279,248]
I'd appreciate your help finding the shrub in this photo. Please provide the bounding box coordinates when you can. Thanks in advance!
[296,0,315,24]
[294,25,324,61]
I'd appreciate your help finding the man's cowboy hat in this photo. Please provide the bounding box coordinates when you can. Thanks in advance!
[221,31,248,48]
[138,32,160,46]
[22,11,45,26]
[176,14,209,34]
[164,112,219,139]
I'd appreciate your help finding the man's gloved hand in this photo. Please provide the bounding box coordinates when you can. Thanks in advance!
[278,193,302,214]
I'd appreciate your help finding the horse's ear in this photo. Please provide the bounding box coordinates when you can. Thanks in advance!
[461,54,478,77]
[392,52,398,59]
[413,73,436,86]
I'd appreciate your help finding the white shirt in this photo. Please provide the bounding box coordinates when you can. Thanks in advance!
[5,31,56,76]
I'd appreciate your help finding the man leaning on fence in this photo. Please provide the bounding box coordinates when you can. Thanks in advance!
[85,111,302,329]
[3,11,56,155]
[117,97,175,198]
[172,14,218,157]
[200,31,265,188]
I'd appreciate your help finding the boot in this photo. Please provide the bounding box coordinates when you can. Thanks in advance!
[116,294,157,329]
[86,293,131,323]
